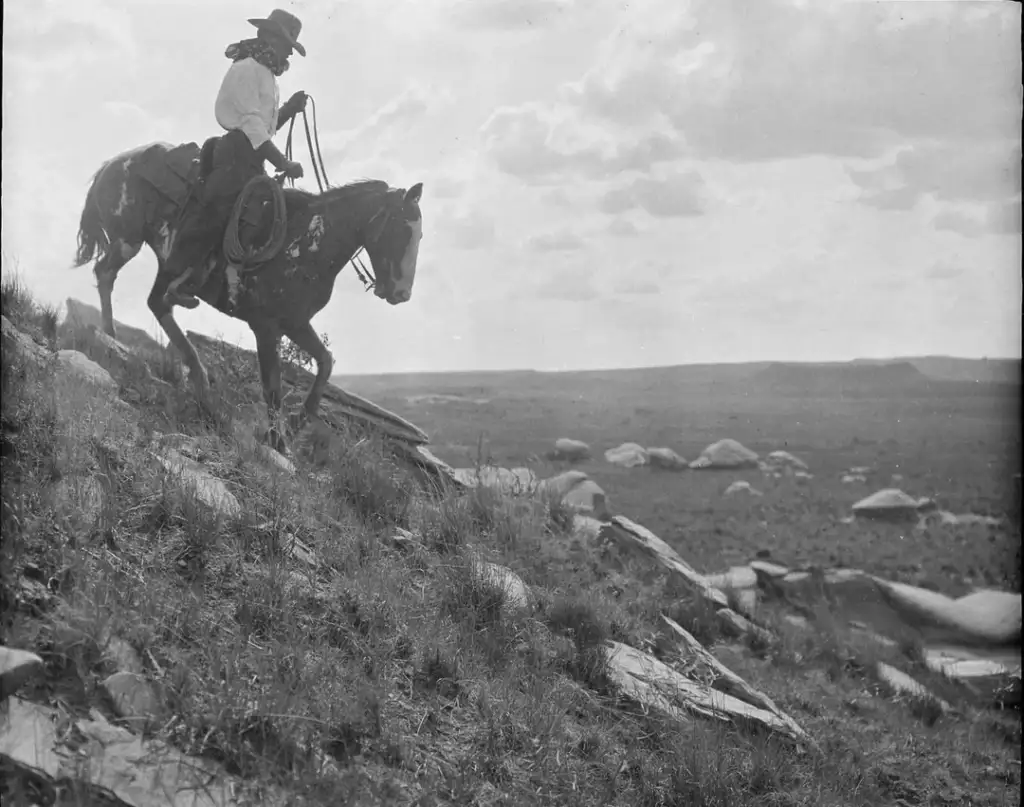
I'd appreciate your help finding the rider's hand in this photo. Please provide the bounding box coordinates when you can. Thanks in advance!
[283,160,304,179]
[286,91,308,112]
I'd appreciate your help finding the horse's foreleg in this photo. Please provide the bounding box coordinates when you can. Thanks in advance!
[94,241,141,338]
[254,327,287,454]
[147,267,210,400]
[281,322,334,431]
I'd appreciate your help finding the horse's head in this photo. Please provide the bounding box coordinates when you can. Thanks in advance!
[363,182,423,306]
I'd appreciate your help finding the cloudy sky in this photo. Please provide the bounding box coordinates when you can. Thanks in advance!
[3,0,1021,374]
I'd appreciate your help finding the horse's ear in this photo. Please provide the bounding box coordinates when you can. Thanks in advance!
[404,183,423,205]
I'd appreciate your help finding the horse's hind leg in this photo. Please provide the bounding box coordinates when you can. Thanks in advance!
[147,266,210,400]
[95,240,141,338]
[253,325,288,455]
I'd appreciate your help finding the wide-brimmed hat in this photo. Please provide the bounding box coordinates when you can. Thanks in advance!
[248,9,306,56]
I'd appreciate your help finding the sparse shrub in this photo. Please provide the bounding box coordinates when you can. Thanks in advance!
[280,331,331,372]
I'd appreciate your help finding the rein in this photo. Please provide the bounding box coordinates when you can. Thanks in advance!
[284,95,377,292]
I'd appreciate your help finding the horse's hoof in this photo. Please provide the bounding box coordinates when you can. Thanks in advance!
[287,411,307,435]
[263,428,290,457]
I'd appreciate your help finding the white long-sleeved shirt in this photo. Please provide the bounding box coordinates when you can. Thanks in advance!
[214,57,281,150]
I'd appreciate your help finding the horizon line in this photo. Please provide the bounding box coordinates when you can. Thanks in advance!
[329,354,1023,379]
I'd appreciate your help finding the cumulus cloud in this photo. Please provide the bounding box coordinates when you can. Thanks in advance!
[321,85,438,158]
[438,209,498,250]
[525,229,585,252]
[561,0,1020,163]
[607,218,639,237]
[927,261,965,282]
[480,103,684,183]
[447,0,573,31]
[932,210,986,238]
[542,189,573,208]
[849,141,1021,211]
[986,199,1022,235]
[4,0,137,59]
[430,176,466,199]
[612,279,660,296]
[599,172,708,218]
[530,266,601,302]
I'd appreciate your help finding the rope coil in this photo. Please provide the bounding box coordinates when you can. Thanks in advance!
[223,174,288,266]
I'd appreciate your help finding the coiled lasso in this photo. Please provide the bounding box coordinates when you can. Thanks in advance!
[222,174,289,267]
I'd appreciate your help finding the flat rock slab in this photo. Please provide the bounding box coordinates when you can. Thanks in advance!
[154,449,241,519]
[57,350,118,390]
[0,647,44,700]
[1,698,287,806]
[603,641,807,744]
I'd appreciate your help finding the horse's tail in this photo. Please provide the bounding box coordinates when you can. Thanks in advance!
[74,164,111,267]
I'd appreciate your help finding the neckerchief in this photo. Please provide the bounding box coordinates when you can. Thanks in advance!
[225,38,290,77]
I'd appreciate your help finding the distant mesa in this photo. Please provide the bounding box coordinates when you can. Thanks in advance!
[406,393,491,405]
[756,360,928,393]
[690,439,759,470]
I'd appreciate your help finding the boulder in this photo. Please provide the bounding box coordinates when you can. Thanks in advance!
[724,480,763,497]
[538,471,609,519]
[604,442,648,468]
[56,350,118,391]
[689,439,759,470]
[646,447,688,470]
[764,450,808,471]
[550,438,592,462]
[470,560,532,614]
[852,488,934,521]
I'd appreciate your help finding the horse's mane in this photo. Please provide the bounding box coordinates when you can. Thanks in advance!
[284,178,390,206]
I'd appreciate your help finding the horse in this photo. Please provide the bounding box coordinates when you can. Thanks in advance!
[73,140,423,454]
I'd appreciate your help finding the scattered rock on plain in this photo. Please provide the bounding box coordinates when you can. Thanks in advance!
[550,438,592,462]
[852,488,934,522]
[690,439,760,470]
[646,447,688,470]
[725,480,763,497]
[604,442,648,468]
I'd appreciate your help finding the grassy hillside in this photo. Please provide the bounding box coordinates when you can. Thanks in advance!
[2,278,1021,806]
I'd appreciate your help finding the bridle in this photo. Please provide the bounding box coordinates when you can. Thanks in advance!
[282,94,384,293]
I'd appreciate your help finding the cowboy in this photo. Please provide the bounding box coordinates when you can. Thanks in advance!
[165,9,309,312]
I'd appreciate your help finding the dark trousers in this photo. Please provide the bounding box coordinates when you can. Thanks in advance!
[170,129,266,272]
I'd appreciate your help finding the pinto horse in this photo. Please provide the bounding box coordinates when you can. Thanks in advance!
[73,140,423,453]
